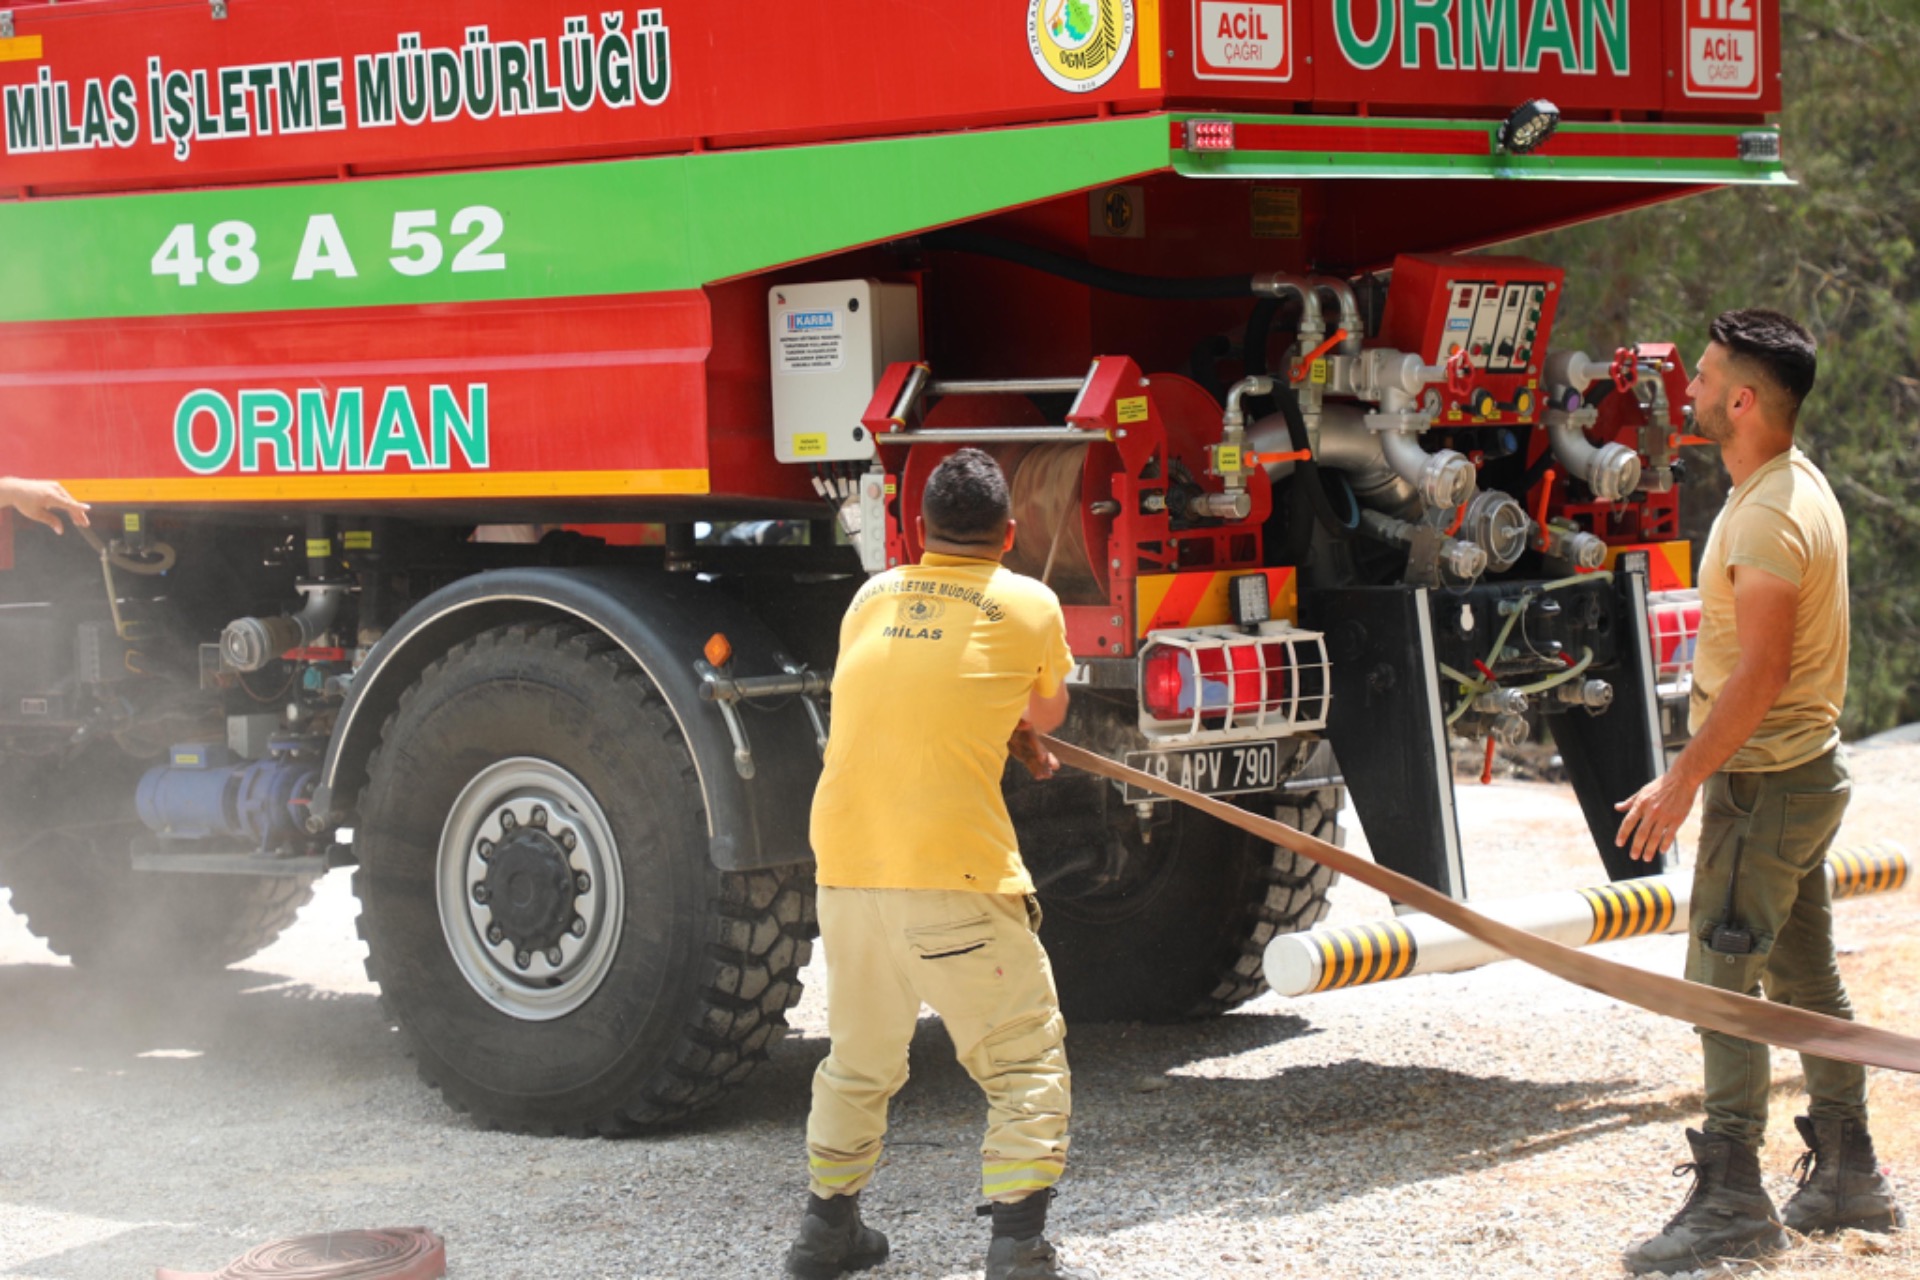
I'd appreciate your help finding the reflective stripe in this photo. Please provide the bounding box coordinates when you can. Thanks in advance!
[809,1154,879,1188]
[980,1160,1064,1199]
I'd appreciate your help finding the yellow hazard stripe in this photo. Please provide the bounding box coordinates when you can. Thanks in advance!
[1602,541,1693,591]
[1829,844,1909,899]
[1581,881,1675,945]
[0,35,44,62]
[1136,567,1299,635]
[61,469,709,504]
[1136,0,1162,89]
[1310,921,1417,992]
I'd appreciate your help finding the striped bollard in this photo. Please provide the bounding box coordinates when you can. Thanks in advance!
[1264,842,1910,998]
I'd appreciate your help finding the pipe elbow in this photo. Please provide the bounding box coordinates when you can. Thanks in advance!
[1381,430,1477,510]
[221,585,348,672]
[1547,413,1642,503]
[1251,272,1325,336]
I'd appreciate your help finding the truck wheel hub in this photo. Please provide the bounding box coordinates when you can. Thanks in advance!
[480,829,578,952]
[437,757,624,1021]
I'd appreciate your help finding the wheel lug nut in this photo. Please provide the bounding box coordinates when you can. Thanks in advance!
[574,872,591,893]
[487,924,505,945]
[471,883,490,904]
[514,950,532,970]
[530,806,548,828]
[477,839,494,861]
[500,811,517,831]
[570,916,587,938]
[545,947,564,967]
[561,831,578,851]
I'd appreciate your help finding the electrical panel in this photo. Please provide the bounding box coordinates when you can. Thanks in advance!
[1377,255,1565,427]
[768,279,921,464]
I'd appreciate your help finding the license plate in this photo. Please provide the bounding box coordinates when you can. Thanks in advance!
[1122,740,1284,804]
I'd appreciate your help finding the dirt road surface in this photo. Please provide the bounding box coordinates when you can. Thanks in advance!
[3,743,1915,1280]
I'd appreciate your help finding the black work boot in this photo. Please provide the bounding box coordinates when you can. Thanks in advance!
[984,1191,1099,1280]
[1781,1115,1907,1236]
[785,1192,889,1279]
[1623,1129,1788,1276]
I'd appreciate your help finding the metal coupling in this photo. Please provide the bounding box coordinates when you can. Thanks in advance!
[220,585,347,672]
[1460,490,1531,573]
[1539,523,1608,571]
[1491,713,1532,747]
[1474,687,1529,717]
[1380,429,1477,509]
[1557,679,1615,711]
[1186,490,1254,521]
[1440,537,1489,582]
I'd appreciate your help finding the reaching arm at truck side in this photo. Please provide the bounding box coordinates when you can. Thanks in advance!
[0,477,90,533]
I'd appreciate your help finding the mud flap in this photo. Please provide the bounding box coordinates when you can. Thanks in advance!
[1548,557,1671,880]
[1302,584,1467,900]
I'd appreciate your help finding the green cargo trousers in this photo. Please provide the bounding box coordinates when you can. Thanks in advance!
[1687,747,1866,1150]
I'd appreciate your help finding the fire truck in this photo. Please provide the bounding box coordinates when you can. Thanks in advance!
[0,1,1778,1134]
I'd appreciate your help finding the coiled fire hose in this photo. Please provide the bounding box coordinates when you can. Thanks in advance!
[155,1228,446,1280]
[1046,737,1920,1073]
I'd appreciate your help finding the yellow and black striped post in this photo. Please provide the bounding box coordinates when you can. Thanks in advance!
[1265,843,1909,998]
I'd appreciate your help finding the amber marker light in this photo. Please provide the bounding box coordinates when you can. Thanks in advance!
[704,633,733,668]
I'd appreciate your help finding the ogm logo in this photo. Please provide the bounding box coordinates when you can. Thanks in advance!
[1028,0,1135,94]
[1684,0,1762,99]
[897,597,947,625]
[1196,2,1292,81]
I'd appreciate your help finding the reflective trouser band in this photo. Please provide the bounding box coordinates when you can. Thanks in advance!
[809,1152,880,1190]
[981,1159,1064,1201]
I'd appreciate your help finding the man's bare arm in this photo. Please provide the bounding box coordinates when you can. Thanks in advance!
[1614,565,1798,861]
[0,477,90,533]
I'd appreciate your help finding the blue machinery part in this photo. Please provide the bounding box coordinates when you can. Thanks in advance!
[137,744,319,852]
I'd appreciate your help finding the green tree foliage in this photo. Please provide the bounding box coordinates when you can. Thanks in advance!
[1521,1,1920,738]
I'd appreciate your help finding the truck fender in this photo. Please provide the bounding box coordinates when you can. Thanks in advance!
[312,566,822,873]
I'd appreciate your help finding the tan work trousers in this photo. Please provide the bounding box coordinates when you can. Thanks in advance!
[806,887,1071,1203]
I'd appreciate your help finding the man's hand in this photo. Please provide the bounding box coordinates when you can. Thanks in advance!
[0,477,90,533]
[1008,721,1059,781]
[1613,771,1700,862]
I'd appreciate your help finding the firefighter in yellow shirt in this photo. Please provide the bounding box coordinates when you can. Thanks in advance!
[785,449,1095,1280]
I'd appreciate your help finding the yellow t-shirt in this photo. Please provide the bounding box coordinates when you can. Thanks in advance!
[1689,447,1849,772]
[810,553,1075,894]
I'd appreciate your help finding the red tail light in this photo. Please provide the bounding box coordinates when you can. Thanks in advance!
[1142,645,1188,721]
[1647,593,1701,680]
[1141,640,1297,724]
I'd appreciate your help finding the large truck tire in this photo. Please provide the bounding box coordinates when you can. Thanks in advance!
[0,828,316,970]
[352,621,813,1135]
[1038,789,1342,1023]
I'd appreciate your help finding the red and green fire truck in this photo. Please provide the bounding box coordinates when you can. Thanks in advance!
[0,0,1781,1133]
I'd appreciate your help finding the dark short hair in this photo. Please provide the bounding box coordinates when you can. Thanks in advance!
[1710,308,1817,418]
[922,448,1011,544]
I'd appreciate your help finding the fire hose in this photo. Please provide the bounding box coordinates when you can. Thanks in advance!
[1045,737,1920,1074]
[156,1229,445,1280]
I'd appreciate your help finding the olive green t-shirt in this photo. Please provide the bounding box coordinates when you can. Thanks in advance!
[1689,447,1849,771]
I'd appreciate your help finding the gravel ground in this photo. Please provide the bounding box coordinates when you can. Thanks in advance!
[2,744,1916,1280]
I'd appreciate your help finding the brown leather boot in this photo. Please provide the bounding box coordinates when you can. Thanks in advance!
[1782,1115,1907,1236]
[1623,1129,1787,1276]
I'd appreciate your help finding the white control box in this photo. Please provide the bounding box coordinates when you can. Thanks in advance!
[769,279,921,464]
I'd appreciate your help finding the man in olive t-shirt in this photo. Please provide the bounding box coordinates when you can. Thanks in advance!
[784,450,1096,1280]
[1617,311,1903,1276]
